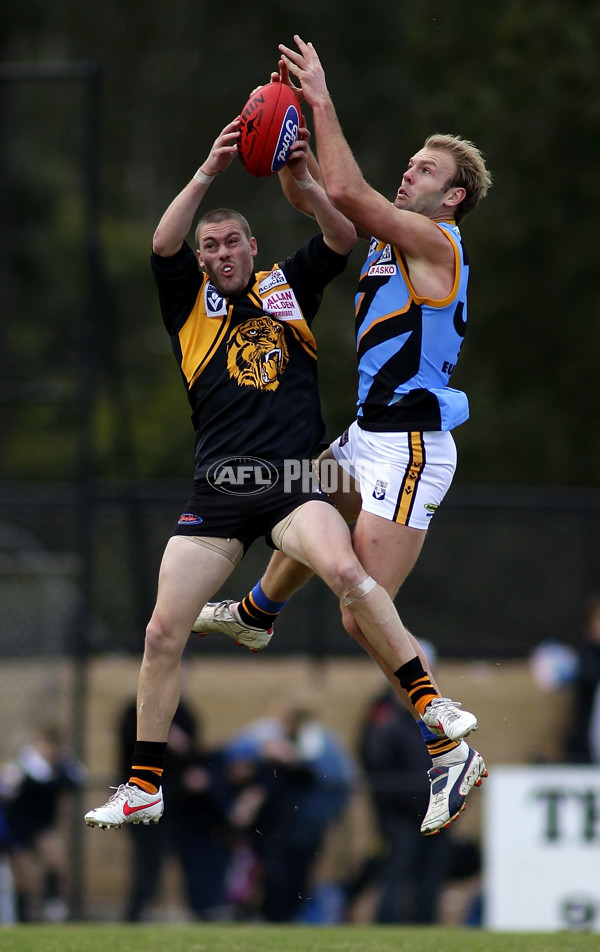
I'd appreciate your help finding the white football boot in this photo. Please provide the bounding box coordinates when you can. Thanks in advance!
[421,696,478,741]
[84,783,164,829]
[192,599,273,652]
[421,747,487,836]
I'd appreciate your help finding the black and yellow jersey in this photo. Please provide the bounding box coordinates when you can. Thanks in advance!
[151,235,349,477]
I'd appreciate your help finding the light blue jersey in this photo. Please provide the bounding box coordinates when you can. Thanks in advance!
[354,221,469,432]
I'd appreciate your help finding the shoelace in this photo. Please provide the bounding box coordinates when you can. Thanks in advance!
[106,783,130,802]
[214,602,239,622]
[429,698,464,720]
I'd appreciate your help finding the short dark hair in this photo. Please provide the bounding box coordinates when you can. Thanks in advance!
[195,208,252,245]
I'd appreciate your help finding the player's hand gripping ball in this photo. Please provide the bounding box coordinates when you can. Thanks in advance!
[238,83,300,178]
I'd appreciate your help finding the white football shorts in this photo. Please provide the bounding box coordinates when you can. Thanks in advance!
[330,421,457,530]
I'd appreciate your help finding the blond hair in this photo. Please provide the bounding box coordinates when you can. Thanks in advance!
[424,133,492,222]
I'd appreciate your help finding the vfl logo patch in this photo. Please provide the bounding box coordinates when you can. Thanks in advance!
[178,513,204,526]
[373,479,388,501]
[424,503,439,519]
[226,316,289,391]
[338,427,350,448]
[205,282,227,317]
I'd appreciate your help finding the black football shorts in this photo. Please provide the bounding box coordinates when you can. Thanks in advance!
[173,467,333,552]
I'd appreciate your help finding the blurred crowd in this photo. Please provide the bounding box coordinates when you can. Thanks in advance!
[6,594,600,928]
[117,688,357,924]
[0,725,87,923]
[0,684,470,925]
[530,593,600,765]
[0,676,484,926]
[112,684,484,926]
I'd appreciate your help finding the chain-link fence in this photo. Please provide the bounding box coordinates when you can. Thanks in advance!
[1,480,598,665]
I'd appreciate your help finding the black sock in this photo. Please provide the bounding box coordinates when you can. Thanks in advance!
[129,740,167,793]
[237,580,287,629]
[394,657,439,717]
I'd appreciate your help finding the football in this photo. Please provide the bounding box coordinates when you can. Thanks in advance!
[238,83,300,178]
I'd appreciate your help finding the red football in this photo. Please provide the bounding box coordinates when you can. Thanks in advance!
[238,83,300,178]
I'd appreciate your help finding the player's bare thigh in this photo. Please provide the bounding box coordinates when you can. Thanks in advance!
[316,444,361,523]
[271,499,364,594]
[259,449,361,600]
[265,456,423,601]
[152,535,240,636]
[351,509,427,599]
[318,435,426,598]
[343,512,437,694]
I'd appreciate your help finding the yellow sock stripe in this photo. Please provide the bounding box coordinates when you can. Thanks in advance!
[242,593,263,623]
[129,777,159,795]
[407,677,440,717]
[426,736,460,756]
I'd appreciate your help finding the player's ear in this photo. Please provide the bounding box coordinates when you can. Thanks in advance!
[445,186,466,209]
[250,237,258,257]
[196,249,204,269]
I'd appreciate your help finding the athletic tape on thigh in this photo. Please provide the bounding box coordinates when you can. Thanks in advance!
[341,575,377,606]
[186,535,244,567]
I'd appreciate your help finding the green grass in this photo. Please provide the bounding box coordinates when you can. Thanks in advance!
[0,925,598,952]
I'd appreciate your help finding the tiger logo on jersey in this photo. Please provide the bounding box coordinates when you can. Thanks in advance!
[226,316,289,391]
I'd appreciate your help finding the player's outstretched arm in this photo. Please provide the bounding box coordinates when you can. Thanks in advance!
[279,121,356,256]
[278,141,322,218]
[280,36,451,263]
[152,119,240,258]
[274,61,325,215]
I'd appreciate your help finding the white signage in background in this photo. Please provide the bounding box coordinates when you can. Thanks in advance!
[484,765,600,932]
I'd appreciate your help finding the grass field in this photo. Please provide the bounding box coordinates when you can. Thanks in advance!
[0,925,598,952]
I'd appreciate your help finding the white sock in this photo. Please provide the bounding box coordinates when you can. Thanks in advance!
[432,740,469,767]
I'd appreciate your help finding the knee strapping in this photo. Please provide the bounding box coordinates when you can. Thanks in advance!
[341,575,377,606]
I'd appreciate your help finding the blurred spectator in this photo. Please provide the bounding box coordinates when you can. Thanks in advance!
[529,640,578,692]
[225,692,357,922]
[0,725,87,922]
[357,686,452,923]
[0,798,16,924]
[118,697,235,921]
[564,594,600,763]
